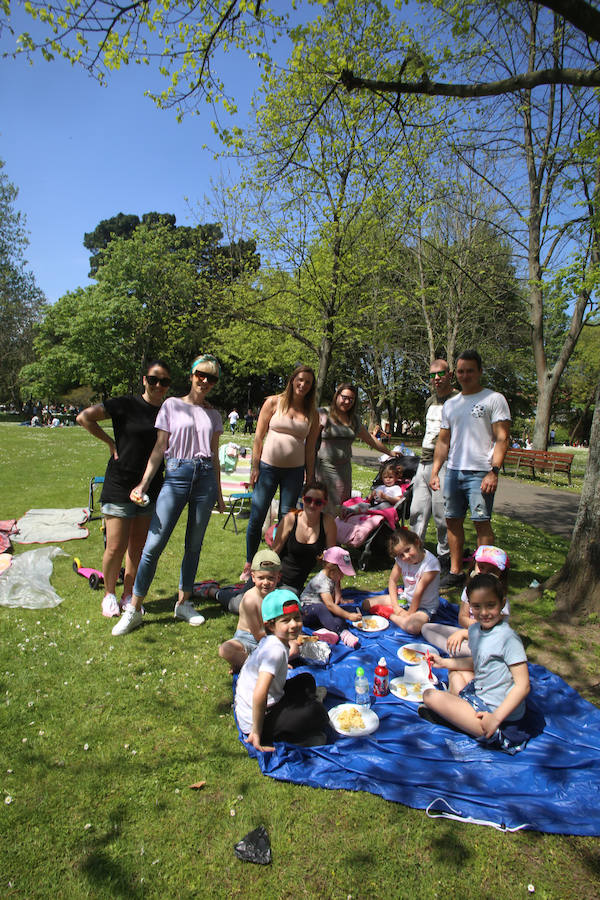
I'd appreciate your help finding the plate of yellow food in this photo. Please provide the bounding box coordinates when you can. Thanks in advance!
[328,703,380,736]
[397,642,433,665]
[390,673,438,704]
[353,614,389,633]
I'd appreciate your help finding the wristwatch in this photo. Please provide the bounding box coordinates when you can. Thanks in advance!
[491,466,500,475]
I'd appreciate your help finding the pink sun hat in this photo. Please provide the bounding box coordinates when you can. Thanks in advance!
[474,545,510,572]
[323,546,356,576]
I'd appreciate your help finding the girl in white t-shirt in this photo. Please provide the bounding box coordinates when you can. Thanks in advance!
[362,528,440,635]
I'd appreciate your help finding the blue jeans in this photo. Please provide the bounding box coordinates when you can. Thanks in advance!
[245,460,304,562]
[133,458,218,597]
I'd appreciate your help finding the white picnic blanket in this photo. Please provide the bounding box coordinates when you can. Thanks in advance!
[14,508,90,544]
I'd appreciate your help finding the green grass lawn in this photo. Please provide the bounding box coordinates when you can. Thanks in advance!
[1,424,599,899]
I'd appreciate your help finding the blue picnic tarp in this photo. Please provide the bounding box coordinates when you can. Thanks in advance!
[237,591,600,836]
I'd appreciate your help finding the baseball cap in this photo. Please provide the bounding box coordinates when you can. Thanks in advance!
[261,588,301,623]
[323,546,356,576]
[251,548,282,572]
[474,545,509,572]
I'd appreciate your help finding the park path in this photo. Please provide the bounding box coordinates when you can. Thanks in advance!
[351,448,580,539]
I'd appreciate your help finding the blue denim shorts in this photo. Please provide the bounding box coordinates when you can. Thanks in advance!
[101,500,155,518]
[232,628,259,654]
[443,469,494,521]
[459,680,531,754]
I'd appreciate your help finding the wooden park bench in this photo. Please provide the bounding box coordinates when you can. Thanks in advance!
[502,447,575,484]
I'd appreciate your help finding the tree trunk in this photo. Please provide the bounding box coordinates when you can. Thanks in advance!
[548,376,600,618]
[315,329,333,406]
[532,376,553,449]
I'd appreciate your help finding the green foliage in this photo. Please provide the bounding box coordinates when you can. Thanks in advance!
[21,221,259,399]
[0,159,46,406]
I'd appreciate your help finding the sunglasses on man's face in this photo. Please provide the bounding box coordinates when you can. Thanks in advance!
[193,371,219,384]
[146,375,171,387]
[303,496,326,507]
[428,371,449,379]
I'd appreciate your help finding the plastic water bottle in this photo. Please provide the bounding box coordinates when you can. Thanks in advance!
[354,667,370,706]
[373,657,389,697]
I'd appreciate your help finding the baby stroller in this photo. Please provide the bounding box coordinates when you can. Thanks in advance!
[336,455,419,571]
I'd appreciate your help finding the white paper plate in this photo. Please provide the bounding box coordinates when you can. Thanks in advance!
[353,614,389,634]
[397,642,433,665]
[390,673,438,704]
[328,703,380,736]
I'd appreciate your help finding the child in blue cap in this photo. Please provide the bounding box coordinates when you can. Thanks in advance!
[234,589,329,751]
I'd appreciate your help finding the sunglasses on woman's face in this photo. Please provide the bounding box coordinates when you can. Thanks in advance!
[303,495,326,507]
[146,375,171,387]
[193,371,218,384]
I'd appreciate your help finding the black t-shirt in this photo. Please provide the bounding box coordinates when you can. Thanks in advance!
[100,396,164,504]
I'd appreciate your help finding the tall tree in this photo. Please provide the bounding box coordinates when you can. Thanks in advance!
[214,3,434,400]
[0,159,46,406]
[21,220,257,397]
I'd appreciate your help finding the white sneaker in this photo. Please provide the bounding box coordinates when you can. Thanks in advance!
[101,593,120,618]
[120,595,145,615]
[112,606,143,636]
[174,600,205,626]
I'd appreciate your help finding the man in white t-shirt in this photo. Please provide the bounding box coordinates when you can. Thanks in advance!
[430,350,510,588]
[228,408,239,434]
[410,359,457,571]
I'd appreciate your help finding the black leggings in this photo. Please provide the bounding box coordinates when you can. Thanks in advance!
[261,673,329,744]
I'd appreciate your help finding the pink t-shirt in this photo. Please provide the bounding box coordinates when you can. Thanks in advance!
[155,397,223,459]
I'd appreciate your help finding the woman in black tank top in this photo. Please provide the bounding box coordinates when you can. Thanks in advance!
[273,481,337,594]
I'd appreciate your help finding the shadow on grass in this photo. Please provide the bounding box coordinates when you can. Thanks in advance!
[430,825,472,867]
[79,804,139,898]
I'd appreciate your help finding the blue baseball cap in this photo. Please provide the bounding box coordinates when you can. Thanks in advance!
[261,588,301,623]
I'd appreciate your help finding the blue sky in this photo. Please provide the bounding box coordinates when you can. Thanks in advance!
[1,17,258,303]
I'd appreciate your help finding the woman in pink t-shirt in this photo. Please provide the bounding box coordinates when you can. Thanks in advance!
[112,354,225,636]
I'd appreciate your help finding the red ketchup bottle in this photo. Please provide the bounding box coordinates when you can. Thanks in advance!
[373,657,389,697]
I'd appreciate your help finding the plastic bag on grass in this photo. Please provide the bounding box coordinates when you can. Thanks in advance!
[0,546,68,609]
[234,826,272,865]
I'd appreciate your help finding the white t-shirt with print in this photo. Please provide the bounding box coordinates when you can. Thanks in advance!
[396,548,441,614]
[441,388,511,471]
[234,634,288,734]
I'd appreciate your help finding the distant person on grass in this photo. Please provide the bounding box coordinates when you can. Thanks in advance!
[112,354,226,636]
[218,549,282,673]
[76,360,171,619]
[429,350,511,589]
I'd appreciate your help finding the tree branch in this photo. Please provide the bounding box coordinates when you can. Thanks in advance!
[538,0,600,42]
[339,66,600,98]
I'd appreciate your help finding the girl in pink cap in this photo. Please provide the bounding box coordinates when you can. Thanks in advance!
[299,546,361,647]
[422,544,510,658]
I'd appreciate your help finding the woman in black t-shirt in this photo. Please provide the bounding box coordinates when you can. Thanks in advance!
[76,360,171,617]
